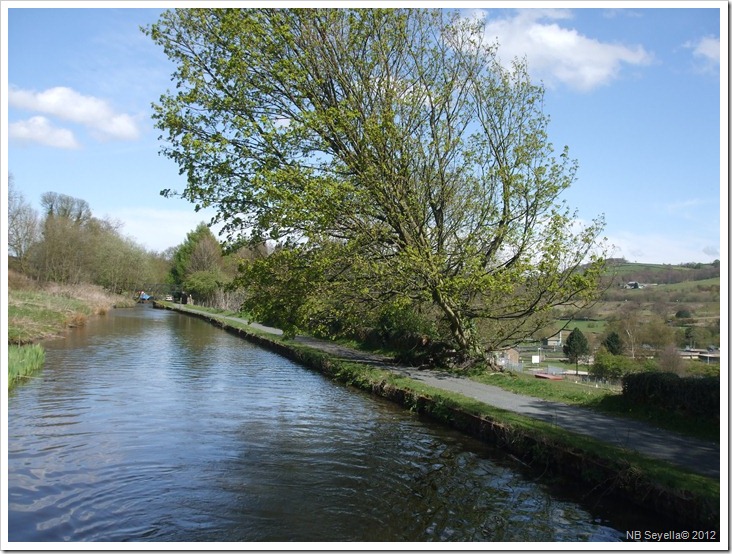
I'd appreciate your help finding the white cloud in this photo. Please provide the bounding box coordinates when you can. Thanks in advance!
[8,86,140,141]
[662,198,711,221]
[478,10,652,92]
[8,116,81,149]
[685,36,720,63]
[684,35,720,74]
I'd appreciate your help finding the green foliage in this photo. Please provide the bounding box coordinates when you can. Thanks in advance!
[601,330,623,355]
[683,325,715,349]
[371,300,436,346]
[675,308,692,319]
[146,8,607,360]
[638,314,676,350]
[683,360,721,378]
[168,222,243,306]
[236,245,324,337]
[622,372,719,421]
[591,350,635,380]
[22,190,169,292]
[169,223,221,284]
[183,270,224,302]
[563,327,589,371]
[8,344,45,389]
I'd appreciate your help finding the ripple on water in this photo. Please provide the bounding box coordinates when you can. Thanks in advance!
[8,308,657,542]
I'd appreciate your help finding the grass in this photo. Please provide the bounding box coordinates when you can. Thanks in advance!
[8,344,46,389]
[554,318,607,335]
[8,282,134,344]
[661,277,720,291]
[471,369,719,442]
[474,368,612,405]
[8,289,96,343]
[8,276,139,390]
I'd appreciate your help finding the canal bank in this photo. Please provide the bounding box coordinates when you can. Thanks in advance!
[154,302,721,533]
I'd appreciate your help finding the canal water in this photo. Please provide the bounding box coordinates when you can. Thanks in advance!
[8,305,661,543]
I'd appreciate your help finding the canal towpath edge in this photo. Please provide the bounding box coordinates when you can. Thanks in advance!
[158,303,720,481]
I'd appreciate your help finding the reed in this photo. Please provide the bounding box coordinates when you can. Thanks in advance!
[8,344,46,389]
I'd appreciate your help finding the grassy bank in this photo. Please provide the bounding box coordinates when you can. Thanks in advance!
[8,271,137,389]
[9,274,137,344]
[472,370,719,442]
[8,344,46,389]
[159,302,719,530]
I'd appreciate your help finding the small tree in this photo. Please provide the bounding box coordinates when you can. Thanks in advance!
[601,331,624,355]
[659,344,683,375]
[8,174,40,271]
[607,304,642,358]
[591,349,626,381]
[563,327,589,374]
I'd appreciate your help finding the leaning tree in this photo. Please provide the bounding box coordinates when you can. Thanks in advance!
[146,8,607,366]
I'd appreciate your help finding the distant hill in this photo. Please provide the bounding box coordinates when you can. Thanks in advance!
[603,259,720,286]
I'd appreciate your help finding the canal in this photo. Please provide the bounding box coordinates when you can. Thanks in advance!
[8,305,662,542]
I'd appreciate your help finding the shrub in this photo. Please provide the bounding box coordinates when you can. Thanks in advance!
[591,351,652,381]
[622,371,719,421]
[591,350,628,380]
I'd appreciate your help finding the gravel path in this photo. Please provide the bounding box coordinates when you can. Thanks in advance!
[188,309,721,479]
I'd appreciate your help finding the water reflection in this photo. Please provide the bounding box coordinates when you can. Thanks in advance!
[8,306,656,542]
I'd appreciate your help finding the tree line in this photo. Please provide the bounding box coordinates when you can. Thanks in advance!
[8,176,170,292]
[8,174,266,309]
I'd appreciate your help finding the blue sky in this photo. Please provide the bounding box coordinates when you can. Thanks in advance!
[3,2,727,264]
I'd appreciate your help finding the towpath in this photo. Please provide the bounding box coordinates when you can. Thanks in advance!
[178,307,721,479]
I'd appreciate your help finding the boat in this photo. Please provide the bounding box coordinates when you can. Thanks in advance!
[534,372,563,381]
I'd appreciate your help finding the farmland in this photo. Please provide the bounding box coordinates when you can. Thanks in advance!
[539,260,721,350]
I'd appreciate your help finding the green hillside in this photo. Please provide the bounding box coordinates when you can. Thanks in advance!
[603,259,720,286]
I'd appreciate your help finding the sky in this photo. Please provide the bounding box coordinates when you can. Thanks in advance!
[2,2,727,264]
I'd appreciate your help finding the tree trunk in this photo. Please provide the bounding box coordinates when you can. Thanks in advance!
[430,286,488,368]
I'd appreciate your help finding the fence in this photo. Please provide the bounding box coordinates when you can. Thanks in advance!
[502,359,622,391]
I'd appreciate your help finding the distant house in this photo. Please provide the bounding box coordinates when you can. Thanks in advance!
[542,330,564,350]
[623,281,644,289]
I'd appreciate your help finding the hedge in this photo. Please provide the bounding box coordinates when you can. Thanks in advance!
[622,371,719,421]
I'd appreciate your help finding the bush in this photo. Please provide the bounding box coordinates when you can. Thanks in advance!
[360,301,444,361]
[675,308,692,319]
[622,371,719,421]
[591,351,652,381]
[591,350,629,380]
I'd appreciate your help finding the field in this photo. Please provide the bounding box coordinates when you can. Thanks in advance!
[532,261,721,352]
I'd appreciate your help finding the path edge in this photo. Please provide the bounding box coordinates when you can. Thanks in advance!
[154,302,719,533]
